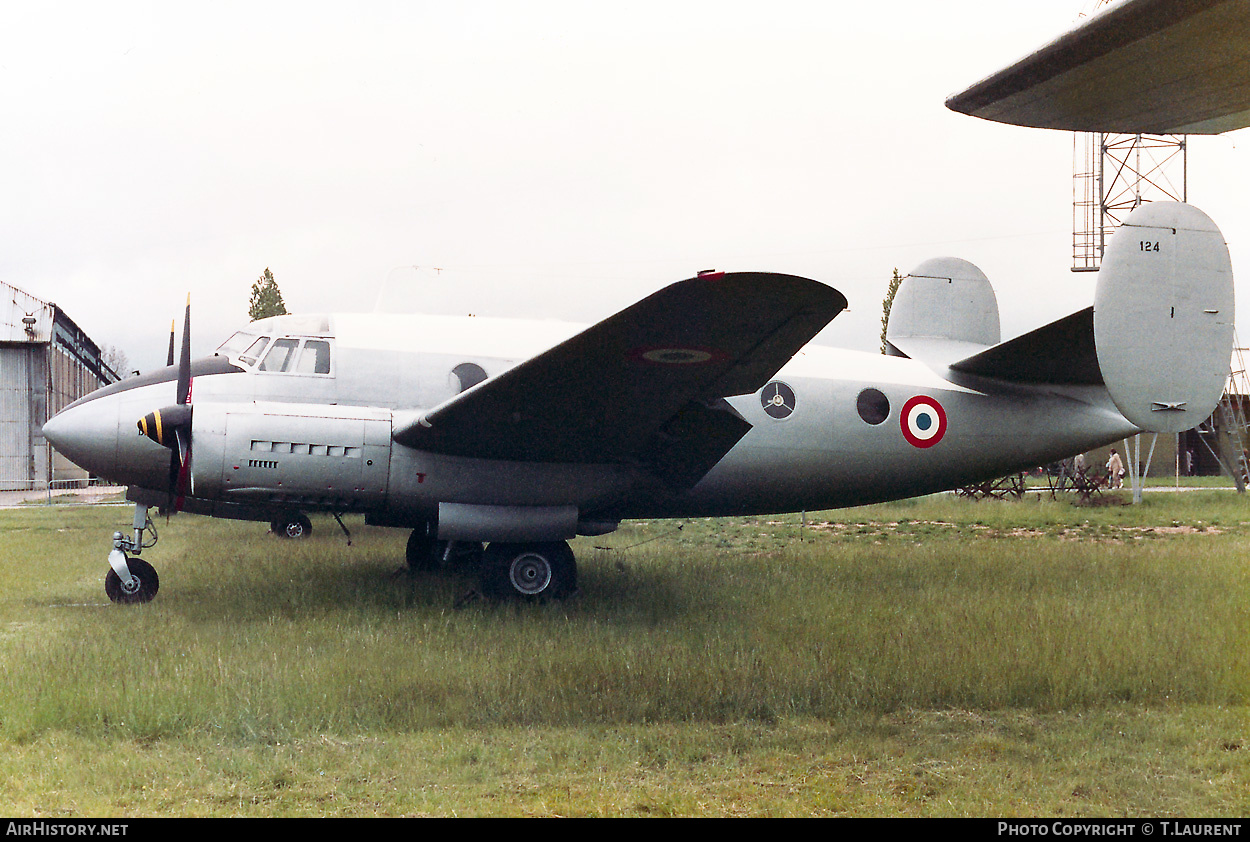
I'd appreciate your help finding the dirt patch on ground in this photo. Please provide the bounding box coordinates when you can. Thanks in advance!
[794,519,1225,542]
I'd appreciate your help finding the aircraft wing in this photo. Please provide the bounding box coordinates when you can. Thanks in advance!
[392,272,845,483]
[946,0,1250,135]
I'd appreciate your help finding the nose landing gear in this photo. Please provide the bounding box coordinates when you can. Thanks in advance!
[105,503,160,605]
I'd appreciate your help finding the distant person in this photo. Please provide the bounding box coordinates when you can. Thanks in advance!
[1055,457,1074,490]
[1074,452,1086,476]
[1106,449,1124,488]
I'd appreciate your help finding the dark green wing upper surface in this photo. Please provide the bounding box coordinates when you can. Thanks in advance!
[392,272,845,476]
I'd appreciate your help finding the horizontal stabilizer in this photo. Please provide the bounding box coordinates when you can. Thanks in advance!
[1094,202,1234,433]
[949,307,1102,385]
[947,0,1250,134]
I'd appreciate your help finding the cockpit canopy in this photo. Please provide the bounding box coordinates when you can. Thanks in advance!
[215,314,334,375]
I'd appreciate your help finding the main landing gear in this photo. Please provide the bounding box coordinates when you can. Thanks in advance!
[105,503,160,604]
[406,525,578,602]
[101,506,580,605]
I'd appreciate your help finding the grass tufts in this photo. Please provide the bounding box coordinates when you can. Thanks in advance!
[0,493,1247,814]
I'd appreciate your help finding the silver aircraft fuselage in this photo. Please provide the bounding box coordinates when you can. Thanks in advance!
[44,311,1136,533]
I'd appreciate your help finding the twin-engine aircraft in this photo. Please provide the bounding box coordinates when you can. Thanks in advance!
[42,201,1236,603]
[41,0,1249,604]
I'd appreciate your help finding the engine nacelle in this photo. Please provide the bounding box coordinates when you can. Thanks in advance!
[189,402,392,510]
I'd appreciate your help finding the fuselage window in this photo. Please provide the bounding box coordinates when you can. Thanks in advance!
[297,340,332,375]
[452,362,487,393]
[857,388,890,425]
[259,338,300,372]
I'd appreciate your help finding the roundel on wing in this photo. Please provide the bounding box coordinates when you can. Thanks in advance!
[629,345,727,366]
[900,395,947,448]
[761,381,796,419]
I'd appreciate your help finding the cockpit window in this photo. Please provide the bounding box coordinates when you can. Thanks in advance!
[216,331,260,359]
[259,338,300,372]
[218,330,333,375]
[297,340,332,374]
[237,336,271,367]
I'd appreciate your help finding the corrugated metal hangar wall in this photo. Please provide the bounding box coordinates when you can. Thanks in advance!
[1,281,118,489]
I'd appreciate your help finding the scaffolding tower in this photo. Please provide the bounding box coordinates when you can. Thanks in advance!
[1213,344,1250,491]
[1069,1,1190,273]
[1072,132,1188,272]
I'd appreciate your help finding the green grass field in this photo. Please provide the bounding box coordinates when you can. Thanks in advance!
[1,490,1247,816]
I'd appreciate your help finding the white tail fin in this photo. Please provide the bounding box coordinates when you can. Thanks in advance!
[884,257,1001,367]
[1094,202,1234,433]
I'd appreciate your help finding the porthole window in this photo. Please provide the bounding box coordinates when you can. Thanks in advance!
[761,381,796,419]
[451,362,488,393]
[857,388,890,425]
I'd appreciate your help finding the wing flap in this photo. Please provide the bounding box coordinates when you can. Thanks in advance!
[638,398,752,488]
[946,0,1250,134]
[392,272,846,468]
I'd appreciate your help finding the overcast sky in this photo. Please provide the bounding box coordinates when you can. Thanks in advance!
[3,1,1248,373]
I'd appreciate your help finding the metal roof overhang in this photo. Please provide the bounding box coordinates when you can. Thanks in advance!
[946,0,1250,135]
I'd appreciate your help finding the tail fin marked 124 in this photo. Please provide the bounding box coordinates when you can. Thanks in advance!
[1094,202,1234,434]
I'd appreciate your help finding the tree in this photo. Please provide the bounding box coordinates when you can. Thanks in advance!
[248,268,288,321]
[879,267,903,354]
[101,344,131,379]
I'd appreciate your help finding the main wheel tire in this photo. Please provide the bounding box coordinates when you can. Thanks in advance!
[273,514,312,539]
[104,558,160,605]
[480,541,577,601]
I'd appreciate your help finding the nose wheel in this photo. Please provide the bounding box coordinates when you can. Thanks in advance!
[104,503,161,605]
[105,557,160,604]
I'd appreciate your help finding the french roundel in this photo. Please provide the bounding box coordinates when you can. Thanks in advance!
[629,346,727,366]
[900,395,947,448]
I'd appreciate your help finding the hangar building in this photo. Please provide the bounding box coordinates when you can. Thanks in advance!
[1,281,119,490]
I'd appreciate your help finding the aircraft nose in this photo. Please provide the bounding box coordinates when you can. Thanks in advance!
[43,399,120,480]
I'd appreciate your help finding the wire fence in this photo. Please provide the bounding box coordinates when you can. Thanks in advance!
[0,478,125,506]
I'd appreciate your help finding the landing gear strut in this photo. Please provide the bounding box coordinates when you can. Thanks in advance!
[403,527,575,601]
[405,525,483,571]
[105,503,160,604]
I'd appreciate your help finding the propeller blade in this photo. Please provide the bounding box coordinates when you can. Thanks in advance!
[174,426,191,510]
[176,294,191,406]
[167,448,181,510]
[143,296,194,513]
